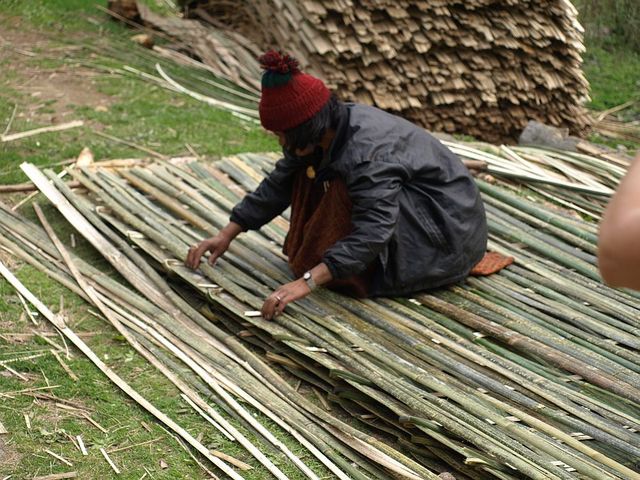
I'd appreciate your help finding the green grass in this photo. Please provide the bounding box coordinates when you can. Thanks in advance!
[572,0,640,152]
[0,0,174,33]
[580,42,640,152]
[0,52,276,184]
[583,46,640,114]
[573,0,640,53]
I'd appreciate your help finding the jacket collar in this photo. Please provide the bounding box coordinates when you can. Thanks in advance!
[282,102,352,180]
[314,102,352,181]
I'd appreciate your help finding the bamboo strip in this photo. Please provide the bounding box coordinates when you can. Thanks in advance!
[32,473,77,480]
[1,120,83,142]
[0,259,243,479]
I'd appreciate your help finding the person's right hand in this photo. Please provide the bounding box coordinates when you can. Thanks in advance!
[185,234,232,269]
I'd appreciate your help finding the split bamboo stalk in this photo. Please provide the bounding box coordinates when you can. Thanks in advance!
[25,207,248,480]
[32,473,77,480]
[94,293,309,480]
[0,260,244,480]
[155,64,259,117]
[375,296,640,455]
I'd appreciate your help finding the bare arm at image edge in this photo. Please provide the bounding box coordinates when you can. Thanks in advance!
[598,154,640,290]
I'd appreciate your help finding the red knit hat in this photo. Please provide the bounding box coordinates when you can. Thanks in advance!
[258,50,331,132]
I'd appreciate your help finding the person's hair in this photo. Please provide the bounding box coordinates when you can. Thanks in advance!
[284,94,342,153]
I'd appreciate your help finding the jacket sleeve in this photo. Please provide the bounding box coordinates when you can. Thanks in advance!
[322,156,408,279]
[230,157,296,231]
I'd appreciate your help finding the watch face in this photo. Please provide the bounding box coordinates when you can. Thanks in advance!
[304,272,311,280]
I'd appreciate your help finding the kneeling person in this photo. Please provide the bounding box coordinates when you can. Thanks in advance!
[186,50,488,319]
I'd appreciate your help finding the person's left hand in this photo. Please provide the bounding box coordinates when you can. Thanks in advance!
[261,279,311,320]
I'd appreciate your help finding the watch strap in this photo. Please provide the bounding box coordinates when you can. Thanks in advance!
[303,271,317,290]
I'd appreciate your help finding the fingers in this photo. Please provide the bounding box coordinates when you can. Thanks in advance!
[207,245,225,266]
[261,291,288,320]
[186,241,211,269]
[185,244,198,269]
[262,280,312,320]
[185,235,232,270]
[261,294,277,320]
[273,293,289,317]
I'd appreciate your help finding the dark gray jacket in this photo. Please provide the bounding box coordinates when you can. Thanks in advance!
[230,104,487,296]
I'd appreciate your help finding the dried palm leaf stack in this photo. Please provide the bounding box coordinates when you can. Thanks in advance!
[177,0,591,143]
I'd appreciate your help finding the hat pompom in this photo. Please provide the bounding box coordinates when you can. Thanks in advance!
[258,49,331,131]
[259,50,300,88]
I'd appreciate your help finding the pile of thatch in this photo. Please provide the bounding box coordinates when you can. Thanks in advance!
[175,0,592,143]
[4,141,639,479]
[107,1,262,93]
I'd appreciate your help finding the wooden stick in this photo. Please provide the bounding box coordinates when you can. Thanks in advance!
[24,413,31,430]
[55,403,89,415]
[44,449,73,467]
[18,293,39,325]
[93,131,167,159]
[32,472,78,480]
[4,364,28,381]
[2,332,96,340]
[0,181,80,194]
[1,120,84,142]
[184,143,201,159]
[58,328,71,360]
[311,387,332,412]
[13,170,68,212]
[64,433,80,453]
[24,392,90,411]
[0,385,59,397]
[160,426,219,479]
[50,350,78,381]
[210,450,253,471]
[100,448,121,475]
[180,394,234,441]
[82,413,108,434]
[76,435,88,456]
[463,159,488,171]
[33,332,63,352]
[108,437,162,454]
[2,103,17,136]
[595,99,638,122]
[41,367,51,388]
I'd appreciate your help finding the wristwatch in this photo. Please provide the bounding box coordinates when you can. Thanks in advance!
[303,271,317,291]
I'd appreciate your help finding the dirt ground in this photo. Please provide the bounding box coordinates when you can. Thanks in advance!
[0,17,100,472]
[0,437,21,472]
[0,17,112,128]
